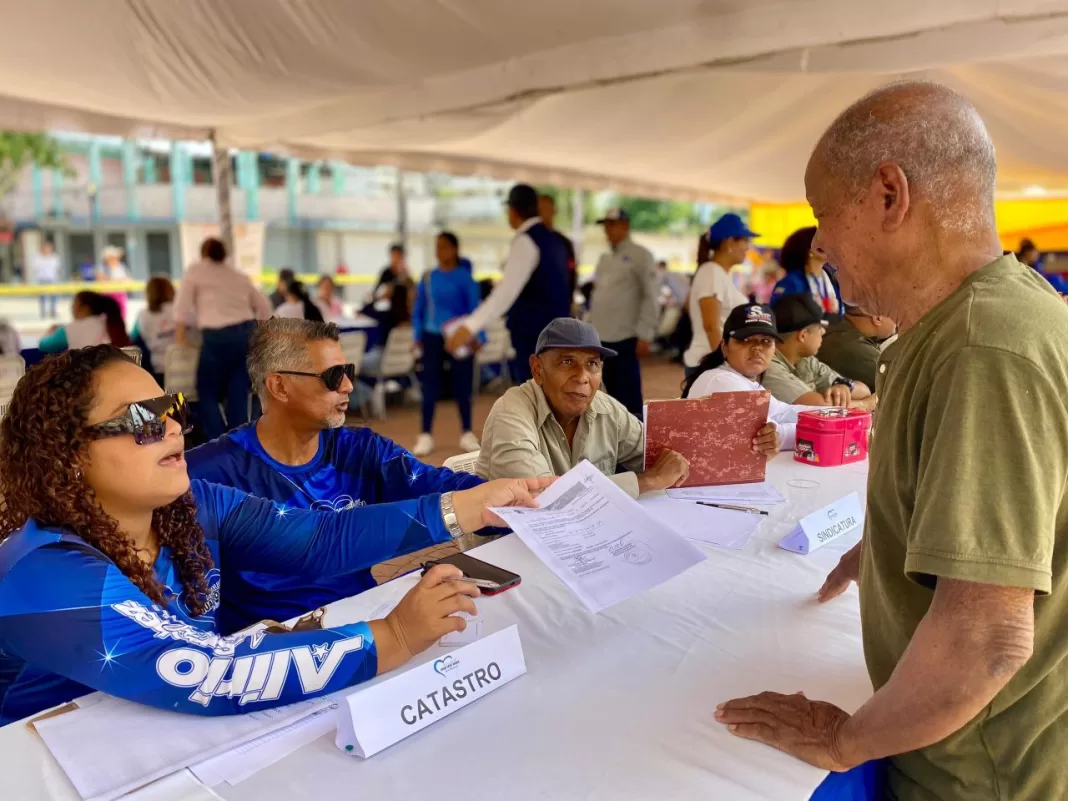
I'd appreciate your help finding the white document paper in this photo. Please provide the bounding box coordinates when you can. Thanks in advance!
[491,461,706,613]
[33,692,328,801]
[638,496,761,550]
[190,704,337,788]
[667,480,785,505]
[123,771,223,801]
[336,625,526,758]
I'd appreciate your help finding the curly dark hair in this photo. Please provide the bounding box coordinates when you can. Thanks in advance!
[0,345,215,614]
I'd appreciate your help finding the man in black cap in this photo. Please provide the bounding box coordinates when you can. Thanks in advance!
[445,184,571,382]
[764,294,876,409]
[477,317,781,497]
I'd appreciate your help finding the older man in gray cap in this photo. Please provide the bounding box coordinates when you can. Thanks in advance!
[477,318,780,497]
[717,81,1068,801]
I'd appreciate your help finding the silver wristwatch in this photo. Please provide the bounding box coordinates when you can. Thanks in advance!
[440,492,463,539]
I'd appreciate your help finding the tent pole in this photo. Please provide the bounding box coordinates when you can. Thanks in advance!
[210,132,234,257]
[571,187,584,265]
[395,168,408,251]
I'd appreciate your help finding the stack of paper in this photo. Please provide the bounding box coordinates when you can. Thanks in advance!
[638,496,762,550]
[32,693,329,801]
[490,461,706,613]
[667,480,785,505]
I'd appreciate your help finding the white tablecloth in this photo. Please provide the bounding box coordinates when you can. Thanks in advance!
[1,454,871,801]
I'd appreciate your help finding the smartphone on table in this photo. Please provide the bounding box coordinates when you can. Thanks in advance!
[421,552,522,596]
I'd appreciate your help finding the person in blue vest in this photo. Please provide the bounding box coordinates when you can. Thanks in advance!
[445,183,571,383]
[0,345,549,725]
[186,317,487,632]
[771,226,842,317]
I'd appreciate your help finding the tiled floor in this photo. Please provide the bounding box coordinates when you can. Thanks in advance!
[366,355,686,582]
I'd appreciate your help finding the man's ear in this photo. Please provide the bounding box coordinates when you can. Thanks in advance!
[874,162,910,231]
[263,374,289,404]
[530,355,542,384]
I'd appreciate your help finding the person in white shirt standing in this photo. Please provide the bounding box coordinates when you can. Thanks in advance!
[444,184,571,383]
[173,237,273,440]
[133,276,177,383]
[32,240,61,319]
[586,208,660,417]
[684,213,756,378]
[682,303,822,451]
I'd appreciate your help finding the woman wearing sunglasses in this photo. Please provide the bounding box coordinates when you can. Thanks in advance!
[0,346,551,724]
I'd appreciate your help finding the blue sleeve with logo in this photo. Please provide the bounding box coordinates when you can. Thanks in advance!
[193,479,454,576]
[363,433,484,503]
[0,544,377,717]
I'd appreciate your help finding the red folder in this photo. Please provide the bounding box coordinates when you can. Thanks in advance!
[644,392,770,487]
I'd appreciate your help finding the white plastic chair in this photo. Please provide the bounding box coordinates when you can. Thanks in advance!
[121,346,143,366]
[366,326,419,419]
[338,331,367,376]
[0,355,26,418]
[442,450,480,475]
[164,344,200,401]
[473,319,513,394]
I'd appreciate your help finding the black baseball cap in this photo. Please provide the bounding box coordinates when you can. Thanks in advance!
[771,294,829,334]
[535,318,618,359]
[723,304,782,343]
[596,208,630,224]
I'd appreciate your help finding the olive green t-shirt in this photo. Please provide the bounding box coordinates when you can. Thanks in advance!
[862,254,1068,801]
[818,318,882,390]
[762,349,841,403]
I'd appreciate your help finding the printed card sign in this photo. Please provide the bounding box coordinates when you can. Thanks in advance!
[336,625,525,758]
[779,493,864,555]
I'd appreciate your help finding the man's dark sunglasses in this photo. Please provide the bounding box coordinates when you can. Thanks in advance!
[84,393,191,445]
[276,363,357,392]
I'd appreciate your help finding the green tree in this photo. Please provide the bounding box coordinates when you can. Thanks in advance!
[0,132,69,200]
[615,196,699,233]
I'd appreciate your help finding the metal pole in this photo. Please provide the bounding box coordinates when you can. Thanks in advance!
[395,168,408,249]
[210,132,234,257]
[571,187,585,265]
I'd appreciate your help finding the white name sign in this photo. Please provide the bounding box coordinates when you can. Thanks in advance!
[779,492,863,555]
[336,625,526,758]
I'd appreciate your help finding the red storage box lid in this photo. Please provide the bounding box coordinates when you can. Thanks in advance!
[796,408,872,430]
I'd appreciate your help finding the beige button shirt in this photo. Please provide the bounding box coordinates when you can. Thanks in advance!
[476,380,646,497]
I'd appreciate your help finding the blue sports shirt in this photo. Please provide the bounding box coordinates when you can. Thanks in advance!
[186,424,483,631]
[0,479,453,725]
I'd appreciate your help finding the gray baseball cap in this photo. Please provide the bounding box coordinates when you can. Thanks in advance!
[535,318,618,359]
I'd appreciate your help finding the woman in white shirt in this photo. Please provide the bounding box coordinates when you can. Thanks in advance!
[173,238,273,440]
[132,276,177,383]
[684,213,756,377]
[682,303,822,451]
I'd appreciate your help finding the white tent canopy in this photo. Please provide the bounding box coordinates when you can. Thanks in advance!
[3,0,1068,201]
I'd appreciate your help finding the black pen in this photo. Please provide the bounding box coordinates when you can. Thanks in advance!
[696,501,769,517]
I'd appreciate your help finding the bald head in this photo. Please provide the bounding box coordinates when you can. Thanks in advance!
[811,81,996,234]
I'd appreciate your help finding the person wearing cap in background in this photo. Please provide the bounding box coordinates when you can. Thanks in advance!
[764,294,876,410]
[477,317,781,497]
[683,303,820,450]
[586,208,660,417]
[446,184,571,383]
[684,213,754,379]
[817,304,897,390]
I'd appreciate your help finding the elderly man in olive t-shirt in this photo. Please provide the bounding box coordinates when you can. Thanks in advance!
[716,82,1068,801]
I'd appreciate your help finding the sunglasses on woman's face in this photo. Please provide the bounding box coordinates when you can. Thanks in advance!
[276,363,357,392]
[84,393,191,445]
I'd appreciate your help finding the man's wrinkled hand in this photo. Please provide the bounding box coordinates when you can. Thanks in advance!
[818,543,862,603]
[824,384,852,408]
[716,691,855,772]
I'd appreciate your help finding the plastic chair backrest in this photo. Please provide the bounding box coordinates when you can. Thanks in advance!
[164,344,200,400]
[442,450,480,475]
[378,326,416,378]
[338,331,367,375]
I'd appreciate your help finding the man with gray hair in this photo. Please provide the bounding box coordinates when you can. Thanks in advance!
[717,82,1068,800]
[187,317,485,632]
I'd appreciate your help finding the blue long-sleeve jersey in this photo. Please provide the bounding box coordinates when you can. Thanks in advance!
[412,267,484,341]
[186,424,483,632]
[0,479,453,725]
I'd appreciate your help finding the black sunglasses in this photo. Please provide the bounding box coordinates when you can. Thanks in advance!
[84,393,191,445]
[276,363,357,392]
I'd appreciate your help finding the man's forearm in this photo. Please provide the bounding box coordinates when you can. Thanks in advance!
[836,580,1033,766]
